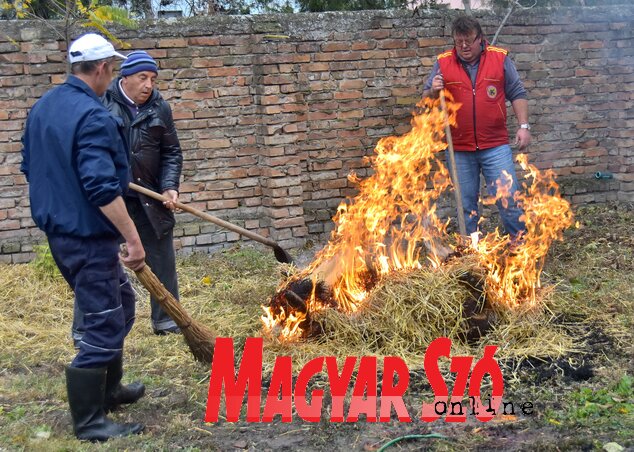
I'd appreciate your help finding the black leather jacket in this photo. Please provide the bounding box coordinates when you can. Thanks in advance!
[103,78,183,237]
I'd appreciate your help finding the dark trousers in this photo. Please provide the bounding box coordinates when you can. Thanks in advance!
[128,198,179,331]
[50,234,135,368]
[72,199,178,339]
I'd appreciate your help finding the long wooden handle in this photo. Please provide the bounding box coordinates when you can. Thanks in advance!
[129,183,278,248]
[439,90,467,236]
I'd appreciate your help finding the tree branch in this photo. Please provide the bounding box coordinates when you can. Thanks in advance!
[462,0,471,15]
[491,0,537,46]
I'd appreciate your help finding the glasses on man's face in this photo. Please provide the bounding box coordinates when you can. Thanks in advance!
[454,35,480,47]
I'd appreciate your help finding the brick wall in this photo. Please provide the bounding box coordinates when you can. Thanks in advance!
[1,7,632,263]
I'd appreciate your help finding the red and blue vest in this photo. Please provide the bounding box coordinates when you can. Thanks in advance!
[438,44,509,151]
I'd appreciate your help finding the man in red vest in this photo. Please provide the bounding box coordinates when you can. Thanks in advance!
[423,15,531,242]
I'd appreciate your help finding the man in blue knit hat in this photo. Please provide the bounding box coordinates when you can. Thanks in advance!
[72,49,183,341]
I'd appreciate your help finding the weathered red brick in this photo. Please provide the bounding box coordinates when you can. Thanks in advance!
[334,91,363,100]
[378,39,408,50]
[579,41,604,49]
[158,38,188,48]
[339,80,366,90]
[271,217,305,228]
[207,199,239,210]
[189,37,221,46]
[322,42,350,52]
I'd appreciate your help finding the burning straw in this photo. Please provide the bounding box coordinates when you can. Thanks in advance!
[261,94,576,366]
[262,259,578,373]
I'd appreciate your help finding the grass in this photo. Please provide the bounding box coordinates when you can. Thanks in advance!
[545,374,634,445]
[0,204,633,450]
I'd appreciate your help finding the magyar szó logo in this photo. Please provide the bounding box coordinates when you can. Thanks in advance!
[205,337,535,423]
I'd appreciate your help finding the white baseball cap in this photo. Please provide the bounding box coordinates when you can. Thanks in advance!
[68,33,127,63]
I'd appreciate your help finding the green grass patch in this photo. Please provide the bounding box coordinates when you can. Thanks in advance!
[546,374,634,444]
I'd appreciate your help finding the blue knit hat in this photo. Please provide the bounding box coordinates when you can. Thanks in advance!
[120,50,158,77]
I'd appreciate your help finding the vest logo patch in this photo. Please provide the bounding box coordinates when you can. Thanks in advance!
[487,86,497,98]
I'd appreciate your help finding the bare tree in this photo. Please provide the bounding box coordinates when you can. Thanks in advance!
[491,0,537,45]
[137,0,153,17]
[462,0,472,14]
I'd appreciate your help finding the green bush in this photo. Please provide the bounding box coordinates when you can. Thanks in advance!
[30,244,61,280]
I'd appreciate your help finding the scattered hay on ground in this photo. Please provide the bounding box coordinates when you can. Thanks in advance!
[0,264,75,370]
[0,246,278,375]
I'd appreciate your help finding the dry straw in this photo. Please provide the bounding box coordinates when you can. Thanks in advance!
[261,258,579,377]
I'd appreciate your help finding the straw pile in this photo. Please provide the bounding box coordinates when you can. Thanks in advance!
[261,257,578,376]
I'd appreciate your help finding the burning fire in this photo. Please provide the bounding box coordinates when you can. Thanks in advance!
[474,154,574,307]
[262,95,573,340]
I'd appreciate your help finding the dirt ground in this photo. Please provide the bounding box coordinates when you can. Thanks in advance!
[1,203,633,451]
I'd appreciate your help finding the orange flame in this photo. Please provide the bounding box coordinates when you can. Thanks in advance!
[475,154,574,307]
[262,95,573,340]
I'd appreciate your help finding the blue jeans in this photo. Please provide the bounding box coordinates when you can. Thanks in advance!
[449,145,525,239]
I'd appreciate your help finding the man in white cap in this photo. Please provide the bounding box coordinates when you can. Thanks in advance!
[21,33,146,441]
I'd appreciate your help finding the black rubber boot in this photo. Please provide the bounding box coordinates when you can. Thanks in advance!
[66,366,144,441]
[104,357,145,413]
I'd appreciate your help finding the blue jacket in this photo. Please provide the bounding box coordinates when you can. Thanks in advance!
[21,76,131,238]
